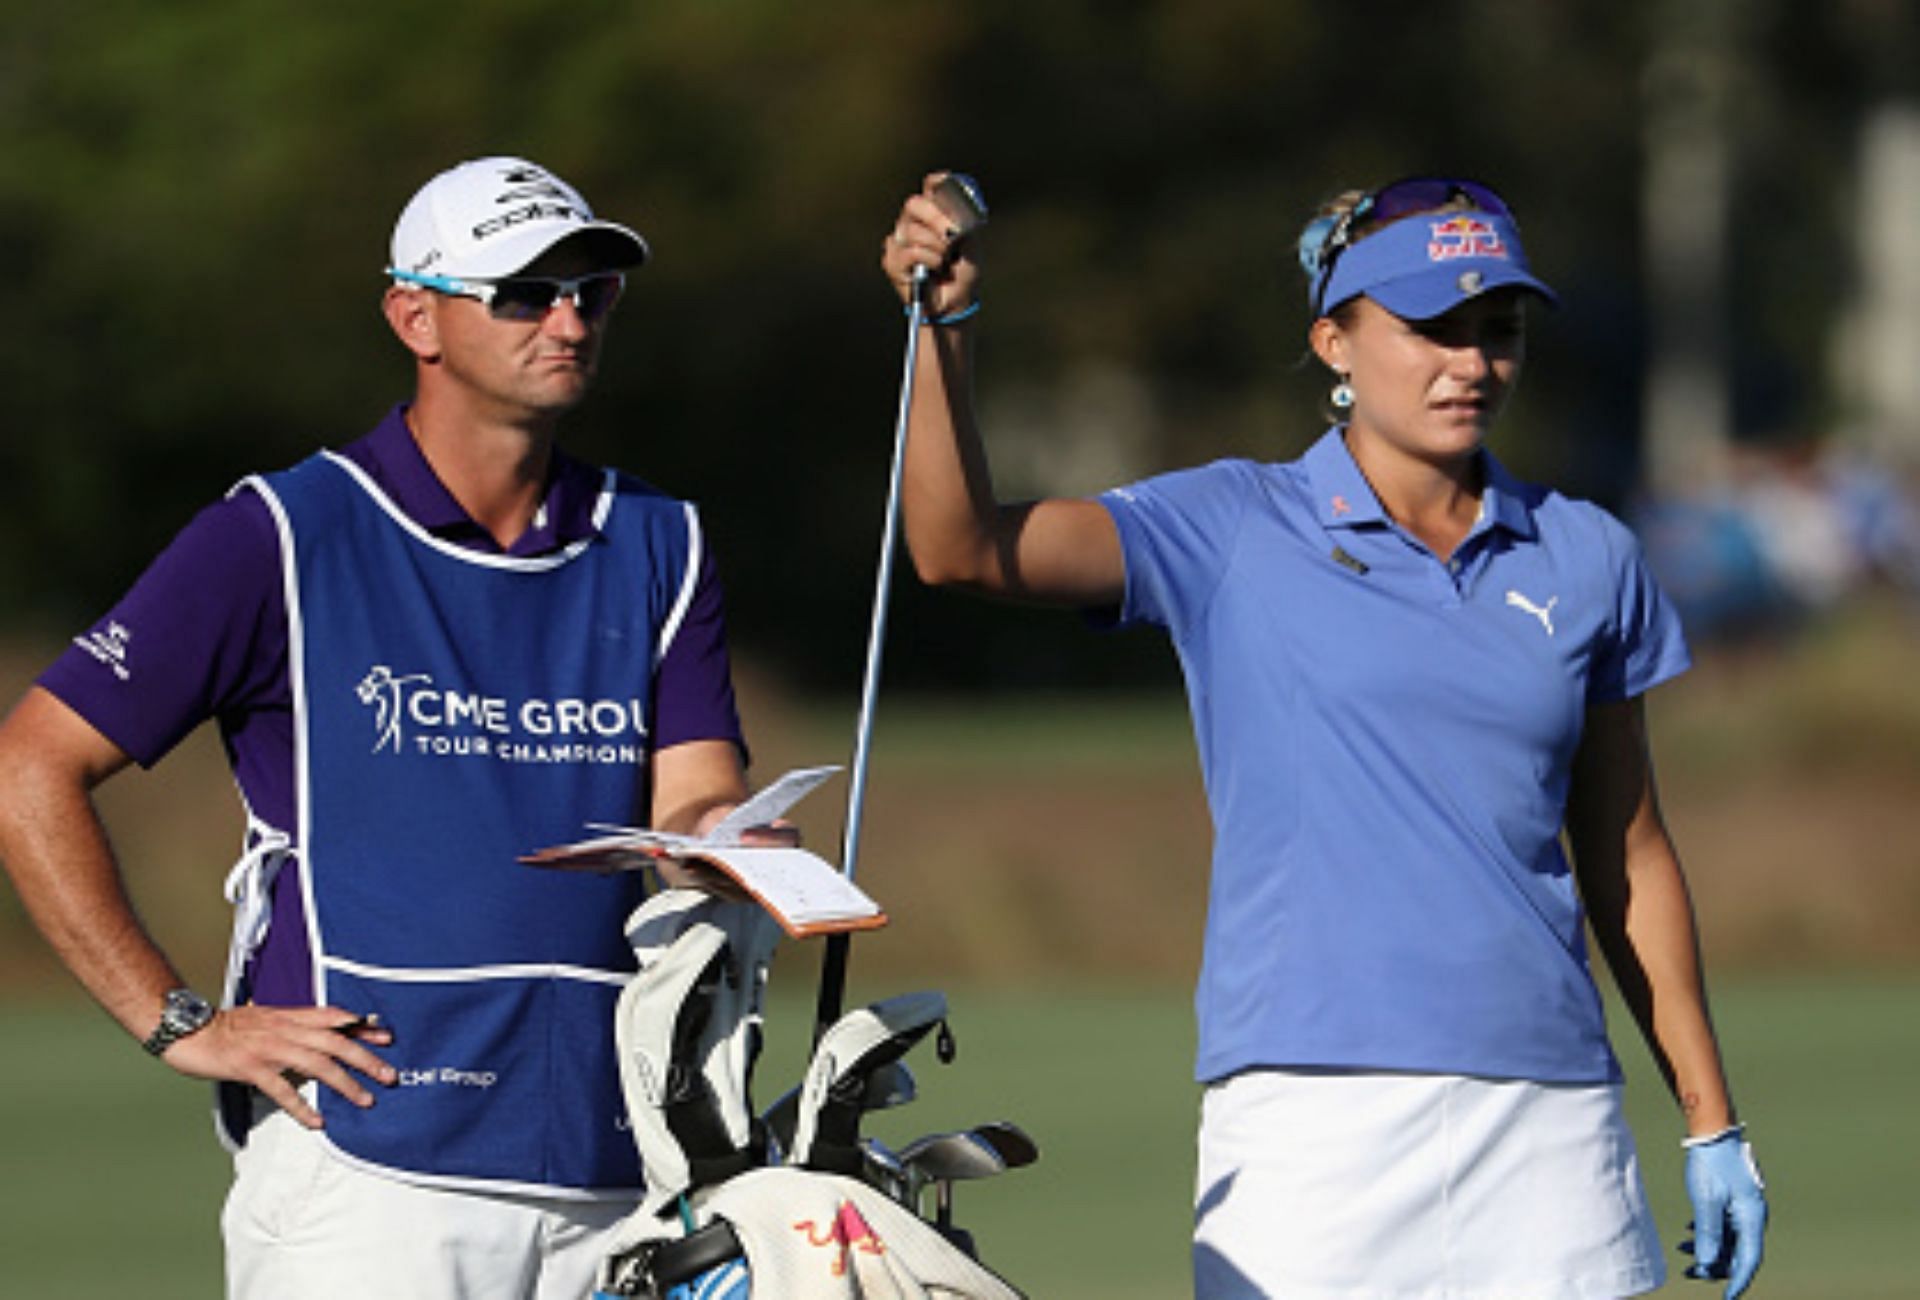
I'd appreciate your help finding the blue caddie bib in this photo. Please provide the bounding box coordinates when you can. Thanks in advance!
[246,451,702,1195]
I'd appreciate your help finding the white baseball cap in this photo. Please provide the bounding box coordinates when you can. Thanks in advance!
[388,156,650,280]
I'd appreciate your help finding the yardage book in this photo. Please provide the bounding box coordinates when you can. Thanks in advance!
[519,765,886,938]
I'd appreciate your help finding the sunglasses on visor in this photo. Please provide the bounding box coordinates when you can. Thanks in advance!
[1309,177,1515,316]
[388,268,626,323]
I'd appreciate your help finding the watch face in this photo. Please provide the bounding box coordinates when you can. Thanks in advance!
[148,989,214,1053]
[168,989,213,1023]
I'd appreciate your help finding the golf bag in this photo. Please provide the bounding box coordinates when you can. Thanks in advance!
[591,891,1027,1299]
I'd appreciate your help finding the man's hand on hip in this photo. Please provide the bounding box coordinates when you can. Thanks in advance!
[163,1004,397,1129]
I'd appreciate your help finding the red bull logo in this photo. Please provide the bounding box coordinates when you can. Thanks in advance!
[792,1202,888,1279]
[1428,216,1508,262]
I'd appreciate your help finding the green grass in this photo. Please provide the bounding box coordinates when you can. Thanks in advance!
[0,1000,232,1300]
[2,973,1916,1298]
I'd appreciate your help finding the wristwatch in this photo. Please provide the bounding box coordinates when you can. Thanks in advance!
[141,988,215,1057]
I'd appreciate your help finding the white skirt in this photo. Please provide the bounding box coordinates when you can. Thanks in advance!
[1193,1069,1666,1300]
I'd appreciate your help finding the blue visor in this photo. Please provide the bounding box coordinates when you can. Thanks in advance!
[1312,210,1557,320]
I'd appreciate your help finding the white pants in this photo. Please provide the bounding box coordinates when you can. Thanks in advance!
[223,1108,639,1300]
[1192,1070,1665,1300]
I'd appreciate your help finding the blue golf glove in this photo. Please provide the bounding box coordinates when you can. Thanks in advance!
[1681,1124,1767,1298]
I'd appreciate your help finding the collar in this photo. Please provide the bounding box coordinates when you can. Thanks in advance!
[1304,427,1390,528]
[1302,426,1537,541]
[1476,446,1538,540]
[341,405,607,555]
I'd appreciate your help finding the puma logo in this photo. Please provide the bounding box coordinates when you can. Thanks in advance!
[1505,590,1558,637]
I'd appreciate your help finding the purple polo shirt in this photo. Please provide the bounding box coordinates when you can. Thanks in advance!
[42,405,746,1005]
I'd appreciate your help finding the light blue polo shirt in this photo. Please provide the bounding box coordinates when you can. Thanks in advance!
[1102,428,1690,1085]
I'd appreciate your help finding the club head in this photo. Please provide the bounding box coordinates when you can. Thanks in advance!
[859,1136,910,1206]
[898,1130,1013,1183]
[900,1121,1039,1219]
[970,1120,1039,1169]
[931,173,989,237]
[900,1121,1038,1181]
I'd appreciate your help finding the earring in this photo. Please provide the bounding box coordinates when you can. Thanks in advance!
[1331,375,1355,410]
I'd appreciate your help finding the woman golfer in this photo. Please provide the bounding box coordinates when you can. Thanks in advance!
[881,174,1768,1299]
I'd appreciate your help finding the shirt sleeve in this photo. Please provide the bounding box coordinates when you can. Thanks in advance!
[651,538,747,759]
[1589,516,1693,703]
[1097,460,1253,638]
[38,490,287,768]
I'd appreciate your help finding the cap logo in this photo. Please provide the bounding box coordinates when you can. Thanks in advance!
[473,201,586,242]
[495,171,569,207]
[1428,216,1508,263]
[469,164,586,241]
[1458,270,1484,295]
[498,165,560,189]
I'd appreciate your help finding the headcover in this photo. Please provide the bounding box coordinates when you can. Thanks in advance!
[1311,208,1557,321]
[615,889,782,1218]
[787,991,951,1175]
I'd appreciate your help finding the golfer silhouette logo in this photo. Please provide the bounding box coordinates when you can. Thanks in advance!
[1504,590,1558,637]
[356,665,430,753]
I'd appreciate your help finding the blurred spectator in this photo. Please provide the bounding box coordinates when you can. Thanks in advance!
[1636,434,1920,643]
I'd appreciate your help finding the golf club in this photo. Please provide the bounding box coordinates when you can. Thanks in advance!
[814,172,990,1045]
[859,1135,911,1204]
[898,1121,1039,1210]
[893,1120,1035,1258]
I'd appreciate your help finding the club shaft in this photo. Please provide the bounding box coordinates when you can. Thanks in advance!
[816,268,928,1041]
[843,269,926,882]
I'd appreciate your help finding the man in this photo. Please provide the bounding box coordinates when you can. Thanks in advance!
[0,156,773,1298]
